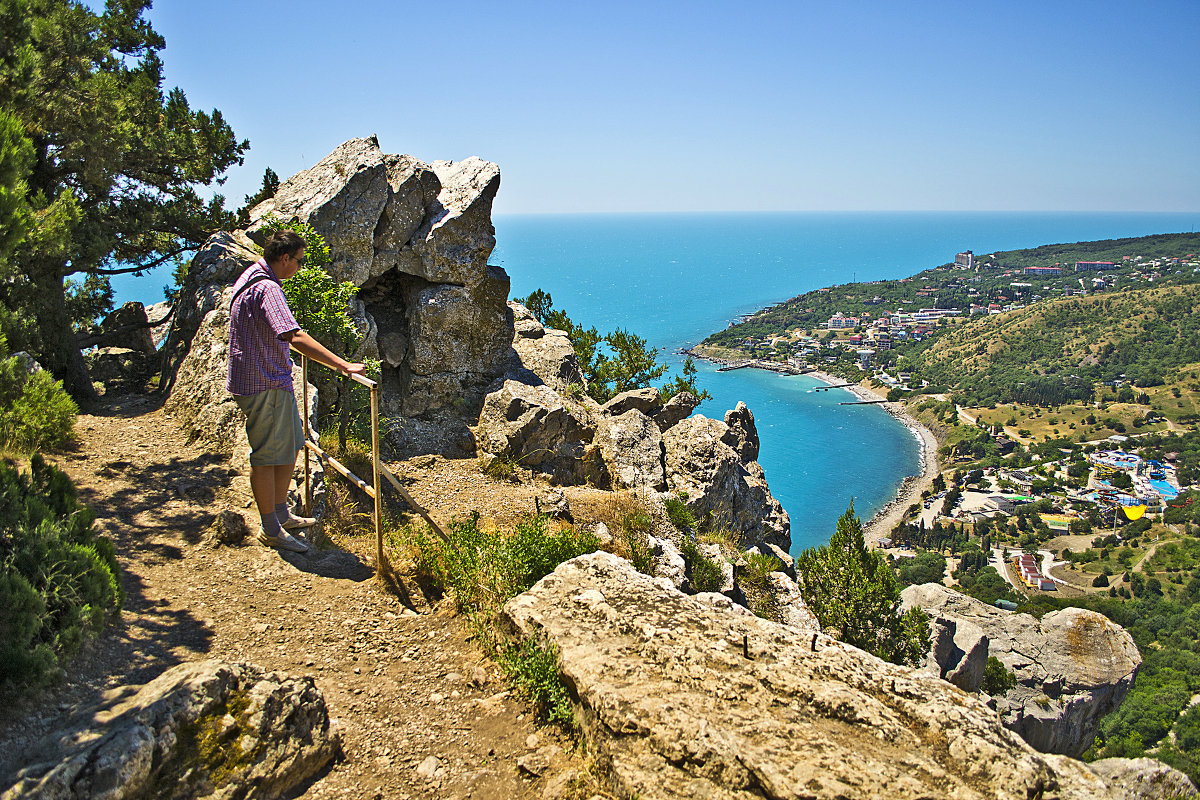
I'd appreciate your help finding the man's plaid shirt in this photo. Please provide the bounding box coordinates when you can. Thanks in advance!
[226,260,300,396]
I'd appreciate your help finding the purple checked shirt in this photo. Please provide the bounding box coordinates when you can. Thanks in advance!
[226,259,300,396]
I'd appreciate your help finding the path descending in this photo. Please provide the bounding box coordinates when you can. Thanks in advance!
[0,396,590,799]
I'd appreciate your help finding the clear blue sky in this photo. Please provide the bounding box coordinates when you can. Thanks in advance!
[145,0,1199,214]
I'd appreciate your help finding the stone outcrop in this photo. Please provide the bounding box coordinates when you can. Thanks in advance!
[164,138,513,456]
[651,391,699,432]
[1088,758,1198,800]
[3,660,337,800]
[507,302,584,392]
[245,136,513,431]
[83,347,152,395]
[922,613,989,693]
[99,301,157,354]
[601,387,661,417]
[663,414,790,553]
[902,583,1141,757]
[594,409,666,491]
[475,379,599,485]
[499,552,1177,800]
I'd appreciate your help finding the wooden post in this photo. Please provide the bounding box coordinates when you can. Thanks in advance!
[302,356,311,515]
[371,383,384,572]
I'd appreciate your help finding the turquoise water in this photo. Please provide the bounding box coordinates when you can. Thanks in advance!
[110,211,1200,555]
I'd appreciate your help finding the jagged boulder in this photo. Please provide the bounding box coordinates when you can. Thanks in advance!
[902,583,1141,757]
[1088,758,1197,800]
[721,401,760,462]
[594,408,666,491]
[2,660,337,800]
[475,379,597,485]
[498,552,1165,800]
[922,613,989,692]
[507,302,584,391]
[663,415,790,553]
[765,571,820,632]
[601,387,661,417]
[245,137,513,428]
[83,347,151,394]
[99,301,157,354]
[651,391,698,432]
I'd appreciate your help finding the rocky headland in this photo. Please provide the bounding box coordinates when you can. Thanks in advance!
[5,138,1195,800]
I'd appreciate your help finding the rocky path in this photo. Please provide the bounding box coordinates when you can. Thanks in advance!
[0,396,595,800]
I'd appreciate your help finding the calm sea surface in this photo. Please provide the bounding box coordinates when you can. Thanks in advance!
[110,211,1200,556]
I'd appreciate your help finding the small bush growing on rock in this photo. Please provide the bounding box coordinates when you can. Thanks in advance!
[981,656,1018,695]
[664,495,697,533]
[742,552,782,588]
[679,535,724,593]
[0,456,121,692]
[699,527,742,560]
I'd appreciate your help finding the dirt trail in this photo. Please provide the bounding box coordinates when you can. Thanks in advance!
[0,395,595,799]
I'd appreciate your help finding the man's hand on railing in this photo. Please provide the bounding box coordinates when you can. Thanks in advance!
[343,362,367,376]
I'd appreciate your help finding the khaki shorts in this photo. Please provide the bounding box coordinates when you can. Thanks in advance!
[235,389,305,466]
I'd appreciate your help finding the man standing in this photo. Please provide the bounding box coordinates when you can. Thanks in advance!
[227,229,365,553]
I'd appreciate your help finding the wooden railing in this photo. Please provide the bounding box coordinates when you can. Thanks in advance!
[292,349,451,574]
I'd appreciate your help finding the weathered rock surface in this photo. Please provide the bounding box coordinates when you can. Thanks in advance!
[663,414,790,553]
[3,660,337,800]
[1088,758,1197,800]
[499,552,1157,800]
[594,408,666,491]
[902,583,1141,757]
[922,613,989,693]
[507,302,584,391]
[475,379,597,485]
[764,571,820,633]
[83,347,151,395]
[245,136,513,430]
[601,387,661,417]
[651,391,698,432]
[99,301,157,354]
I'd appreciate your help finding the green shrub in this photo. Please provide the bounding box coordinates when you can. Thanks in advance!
[981,656,1018,695]
[664,495,698,533]
[679,535,724,593]
[743,552,782,588]
[496,638,575,729]
[0,352,77,453]
[0,456,121,692]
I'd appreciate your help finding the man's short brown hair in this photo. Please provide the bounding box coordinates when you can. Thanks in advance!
[263,229,305,264]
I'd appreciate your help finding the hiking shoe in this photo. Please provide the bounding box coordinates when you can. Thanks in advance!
[281,513,318,531]
[257,528,309,553]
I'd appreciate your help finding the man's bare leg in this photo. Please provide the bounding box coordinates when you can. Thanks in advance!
[249,464,279,517]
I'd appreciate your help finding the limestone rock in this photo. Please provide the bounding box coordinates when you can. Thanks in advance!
[648,535,686,589]
[651,391,699,432]
[497,552,1141,800]
[248,136,391,286]
[475,379,594,485]
[902,583,1141,757]
[594,409,665,491]
[722,401,760,462]
[204,509,249,547]
[1087,758,1197,800]
[99,301,157,354]
[765,571,820,632]
[922,613,989,692]
[697,542,736,598]
[663,415,790,553]
[508,302,585,392]
[3,660,337,800]
[83,347,150,394]
[601,387,661,417]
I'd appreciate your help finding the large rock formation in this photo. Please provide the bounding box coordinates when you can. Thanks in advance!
[246,136,513,433]
[902,583,1141,758]
[507,301,584,392]
[3,660,337,800]
[663,410,790,553]
[163,138,513,457]
[499,552,1189,800]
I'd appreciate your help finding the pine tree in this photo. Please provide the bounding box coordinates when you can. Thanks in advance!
[796,502,931,666]
[0,0,247,399]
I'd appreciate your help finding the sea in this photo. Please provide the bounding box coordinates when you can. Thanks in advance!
[109,211,1200,557]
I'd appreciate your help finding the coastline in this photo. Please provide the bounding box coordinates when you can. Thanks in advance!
[690,347,940,549]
